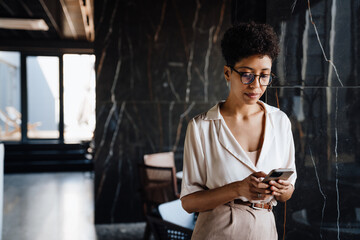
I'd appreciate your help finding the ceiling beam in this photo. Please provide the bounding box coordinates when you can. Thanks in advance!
[59,0,78,39]
[79,0,94,42]
[0,39,94,54]
[38,0,63,38]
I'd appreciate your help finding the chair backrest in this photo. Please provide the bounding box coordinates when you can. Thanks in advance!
[5,107,21,124]
[144,152,175,168]
[146,215,193,240]
[158,199,195,230]
[138,164,178,207]
[0,110,18,128]
[0,144,4,238]
[143,152,178,197]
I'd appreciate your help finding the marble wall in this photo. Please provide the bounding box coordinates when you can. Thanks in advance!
[94,0,360,238]
[94,0,231,223]
[266,0,360,239]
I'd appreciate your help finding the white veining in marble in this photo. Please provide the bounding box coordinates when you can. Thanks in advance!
[95,0,109,36]
[204,26,215,102]
[276,21,286,86]
[309,147,327,239]
[291,0,298,14]
[169,101,175,148]
[166,69,181,101]
[172,102,196,152]
[307,0,343,87]
[334,88,340,240]
[154,0,167,42]
[96,102,126,202]
[124,107,156,153]
[301,10,309,81]
[126,34,135,90]
[97,1,120,78]
[110,145,124,223]
[185,0,201,103]
[95,33,123,165]
[96,33,126,198]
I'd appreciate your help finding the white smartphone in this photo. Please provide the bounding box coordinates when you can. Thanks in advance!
[262,168,294,183]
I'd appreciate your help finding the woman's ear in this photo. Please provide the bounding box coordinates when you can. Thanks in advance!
[224,65,231,80]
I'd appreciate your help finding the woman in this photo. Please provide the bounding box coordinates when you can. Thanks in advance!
[180,22,297,239]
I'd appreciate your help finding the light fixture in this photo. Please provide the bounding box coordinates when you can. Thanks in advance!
[0,18,49,31]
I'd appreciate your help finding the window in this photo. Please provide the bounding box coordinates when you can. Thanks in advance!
[27,56,60,139]
[0,51,95,143]
[63,54,95,143]
[0,51,21,141]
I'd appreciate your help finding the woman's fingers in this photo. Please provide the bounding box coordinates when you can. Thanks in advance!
[251,192,272,200]
[252,171,267,178]
[250,188,271,194]
[269,180,290,189]
[250,180,269,189]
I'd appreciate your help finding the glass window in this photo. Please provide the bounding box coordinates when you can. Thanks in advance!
[0,51,21,141]
[63,54,95,143]
[27,56,59,139]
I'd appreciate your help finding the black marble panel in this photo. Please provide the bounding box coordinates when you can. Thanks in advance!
[94,101,221,223]
[95,0,230,103]
[265,1,360,238]
[94,0,232,223]
[94,2,360,237]
[268,0,360,87]
[265,87,360,239]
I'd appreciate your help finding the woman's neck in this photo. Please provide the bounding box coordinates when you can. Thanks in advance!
[221,98,262,119]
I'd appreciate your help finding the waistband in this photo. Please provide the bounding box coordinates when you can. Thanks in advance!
[233,199,273,211]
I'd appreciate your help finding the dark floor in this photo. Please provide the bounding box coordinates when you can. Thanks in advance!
[3,172,146,240]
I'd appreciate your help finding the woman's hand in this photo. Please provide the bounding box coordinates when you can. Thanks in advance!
[269,179,294,202]
[181,171,273,213]
[238,171,272,201]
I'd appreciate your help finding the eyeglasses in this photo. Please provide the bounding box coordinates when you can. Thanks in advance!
[228,66,275,86]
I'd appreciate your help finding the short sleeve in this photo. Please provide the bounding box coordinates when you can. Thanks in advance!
[180,119,207,199]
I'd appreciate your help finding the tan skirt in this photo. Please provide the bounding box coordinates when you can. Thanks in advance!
[191,201,278,240]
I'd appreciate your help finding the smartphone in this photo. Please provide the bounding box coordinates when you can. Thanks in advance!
[262,168,294,183]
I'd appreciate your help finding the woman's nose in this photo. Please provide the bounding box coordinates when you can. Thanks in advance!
[249,75,261,88]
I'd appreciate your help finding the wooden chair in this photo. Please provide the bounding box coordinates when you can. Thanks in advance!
[5,106,41,131]
[0,107,41,138]
[139,153,180,240]
[0,109,20,136]
[143,152,179,198]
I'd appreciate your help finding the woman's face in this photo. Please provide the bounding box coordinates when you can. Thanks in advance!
[224,54,272,105]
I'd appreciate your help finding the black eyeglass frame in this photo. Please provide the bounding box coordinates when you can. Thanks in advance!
[228,65,276,86]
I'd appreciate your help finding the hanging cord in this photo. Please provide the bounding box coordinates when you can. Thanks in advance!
[275,88,280,109]
[275,88,287,240]
[283,201,287,240]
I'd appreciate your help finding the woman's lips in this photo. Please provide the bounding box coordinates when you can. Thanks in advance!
[245,93,260,99]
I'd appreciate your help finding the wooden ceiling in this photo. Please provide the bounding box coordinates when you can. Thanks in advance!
[0,0,94,51]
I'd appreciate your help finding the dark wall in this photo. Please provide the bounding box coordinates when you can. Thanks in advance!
[266,0,360,239]
[94,1,360,239]
[94,0,231,223]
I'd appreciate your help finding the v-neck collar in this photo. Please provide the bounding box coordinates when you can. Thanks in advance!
[214,101,276,171]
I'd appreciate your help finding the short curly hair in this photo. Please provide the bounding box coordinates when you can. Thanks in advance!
[221,22,280,66]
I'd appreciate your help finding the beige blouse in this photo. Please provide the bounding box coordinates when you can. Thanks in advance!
[180,101,297,205]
